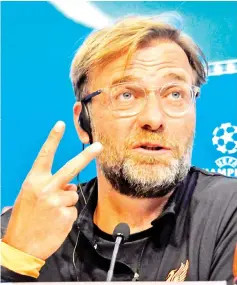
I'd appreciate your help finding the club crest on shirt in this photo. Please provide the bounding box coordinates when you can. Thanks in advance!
[166,260,189,282]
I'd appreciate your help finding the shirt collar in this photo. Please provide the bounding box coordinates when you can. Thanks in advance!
[151,167,199,246]
[75,167,197,244]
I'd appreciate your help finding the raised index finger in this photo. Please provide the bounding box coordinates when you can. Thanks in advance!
[50,142,103,187]
[31,121,65,173]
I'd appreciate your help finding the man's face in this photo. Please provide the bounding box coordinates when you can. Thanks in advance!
[88,40,196,198]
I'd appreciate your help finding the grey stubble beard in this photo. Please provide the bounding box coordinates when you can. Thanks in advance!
[99,142,193,198]
[92,121,194,198]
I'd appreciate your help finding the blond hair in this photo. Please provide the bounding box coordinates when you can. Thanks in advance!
[70,15,208,100]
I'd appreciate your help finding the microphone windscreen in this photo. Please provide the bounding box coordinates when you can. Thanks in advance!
[112,223,130,242]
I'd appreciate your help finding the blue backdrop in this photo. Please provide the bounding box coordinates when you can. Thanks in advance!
[1,1,237,209]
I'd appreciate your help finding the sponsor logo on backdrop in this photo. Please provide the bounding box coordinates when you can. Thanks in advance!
[205,122,237,177]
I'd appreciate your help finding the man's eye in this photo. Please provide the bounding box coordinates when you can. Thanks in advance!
[170,92,181,99]
[119,92,133,100]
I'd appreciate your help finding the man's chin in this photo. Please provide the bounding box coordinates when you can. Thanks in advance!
[103,164,178,198]
[123,160,178,183]
[100,156,190,198]
[124,153,176,167]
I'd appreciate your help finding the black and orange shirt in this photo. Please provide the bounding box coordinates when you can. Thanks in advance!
[1,167,237,284]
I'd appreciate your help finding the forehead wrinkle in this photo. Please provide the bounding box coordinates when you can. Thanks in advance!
[112,67,192,86]
[125,58,193,73]
[90,43,195,90]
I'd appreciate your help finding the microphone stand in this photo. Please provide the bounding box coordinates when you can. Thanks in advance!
[106,223,130,282]
[106,236,123,281]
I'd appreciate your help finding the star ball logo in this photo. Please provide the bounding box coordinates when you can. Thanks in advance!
[207,123,237,177]
[212,123,237,154]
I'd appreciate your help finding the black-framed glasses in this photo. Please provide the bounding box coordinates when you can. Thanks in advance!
[81,82,200,118]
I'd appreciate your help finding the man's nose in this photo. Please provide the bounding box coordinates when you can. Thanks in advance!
[136,91,165,131]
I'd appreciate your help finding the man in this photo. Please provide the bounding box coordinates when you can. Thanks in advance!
[1,15,237,283]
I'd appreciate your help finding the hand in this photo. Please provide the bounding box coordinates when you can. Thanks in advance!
[2,121,103,260]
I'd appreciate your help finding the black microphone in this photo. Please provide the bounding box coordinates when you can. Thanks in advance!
[106,223,130,281]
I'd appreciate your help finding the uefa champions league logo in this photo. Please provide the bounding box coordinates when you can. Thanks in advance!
[209,123,237,177]
[212,123,237,154]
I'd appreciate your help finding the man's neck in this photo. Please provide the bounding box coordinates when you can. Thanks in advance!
[93,170,173,235]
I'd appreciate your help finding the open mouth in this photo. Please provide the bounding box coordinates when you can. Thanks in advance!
[132,143,171,154]
[140,146,163,151]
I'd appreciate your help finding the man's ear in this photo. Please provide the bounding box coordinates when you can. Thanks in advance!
[73,102,90,144]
